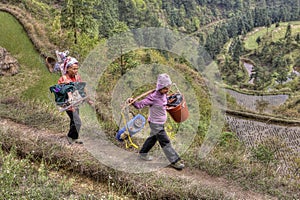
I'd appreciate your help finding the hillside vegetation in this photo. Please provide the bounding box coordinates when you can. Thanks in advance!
[0,0,300,199]
[218,21,300,119]
[3,0,300,59]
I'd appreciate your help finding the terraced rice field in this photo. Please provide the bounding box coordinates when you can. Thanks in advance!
[226,89,289,114]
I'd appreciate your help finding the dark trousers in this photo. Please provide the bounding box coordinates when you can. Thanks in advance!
[139,122,180,164]
[66,109,81,139]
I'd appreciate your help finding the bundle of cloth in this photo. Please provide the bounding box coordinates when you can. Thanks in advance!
[53,50,78,75]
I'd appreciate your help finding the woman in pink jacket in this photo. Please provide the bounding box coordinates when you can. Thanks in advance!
[128,73,184,170]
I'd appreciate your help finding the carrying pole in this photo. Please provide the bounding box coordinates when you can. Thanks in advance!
[122,89,155,110]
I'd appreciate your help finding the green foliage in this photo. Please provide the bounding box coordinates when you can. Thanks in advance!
[118,0,160,29]
[219,131,239,147]
[69,32,99,59]
[133,0,147,11]
[285,23,292,39]
[22,0,52,20]
[224,21,300,90]
[229,36,244,62]
[61,0,98,44]
[0,147,73,199]
[251,144,275,165]
[0,12,58,102]
[94,0,119,37]
[220,55,246,85]
[49,15,63,46]
[251,65,272,89]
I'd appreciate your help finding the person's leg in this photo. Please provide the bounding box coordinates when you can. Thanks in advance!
[156,124,180,164]
[139,123,158,154]
[66,109,81,140]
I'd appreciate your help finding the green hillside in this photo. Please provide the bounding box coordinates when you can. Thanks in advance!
[1,0,300,199]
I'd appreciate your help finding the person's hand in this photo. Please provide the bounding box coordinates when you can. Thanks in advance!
[126,97,134,104]
[84,96,94,107]
[69,106,75,112]
[87,99,94,106]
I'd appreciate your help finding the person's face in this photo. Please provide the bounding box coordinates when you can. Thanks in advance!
[67,64,79,77]
[159,86,170,94]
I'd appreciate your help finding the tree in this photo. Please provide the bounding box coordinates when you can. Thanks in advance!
[285,23,292,41]
[254,7,266,27]
[61,0,98,44]
[266,18,272,34]
[256,36,262,46]
[107,23,136,76]
[296,33,300,43]
[226,18,239,38]
[235,0,243,10]
[219,24,229,43]
[243,10,254,33]
[252,65,272,90]
[291,0,300,20]
[229,37,244,62]
[118,0,159,29]
[279,6,289,22]
[95,0,119,38]
[205,34,220,59]
[273,56,289,84]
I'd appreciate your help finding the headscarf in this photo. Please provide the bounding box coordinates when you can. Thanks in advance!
[63,56,78,74]
[156,73,172,91]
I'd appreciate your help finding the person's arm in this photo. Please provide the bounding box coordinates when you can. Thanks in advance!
[131,94,154,109]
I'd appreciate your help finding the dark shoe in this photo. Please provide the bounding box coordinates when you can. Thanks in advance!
[74,139,83,144]
[170,161,185,170]
[139,153,153,161]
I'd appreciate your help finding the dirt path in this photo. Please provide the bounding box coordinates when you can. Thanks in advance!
[0,118,276,200]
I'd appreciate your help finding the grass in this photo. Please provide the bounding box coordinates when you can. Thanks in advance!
[244,21,300,50]
[0,146,74,199]
[186,131,300,199]
[0,11,65,131]
[0,11,59,103]
[0,125,229,200]
[0,12,41,70]
[0,145,132,200]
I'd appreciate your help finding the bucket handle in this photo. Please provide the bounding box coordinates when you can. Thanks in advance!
[170,83,181,95]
